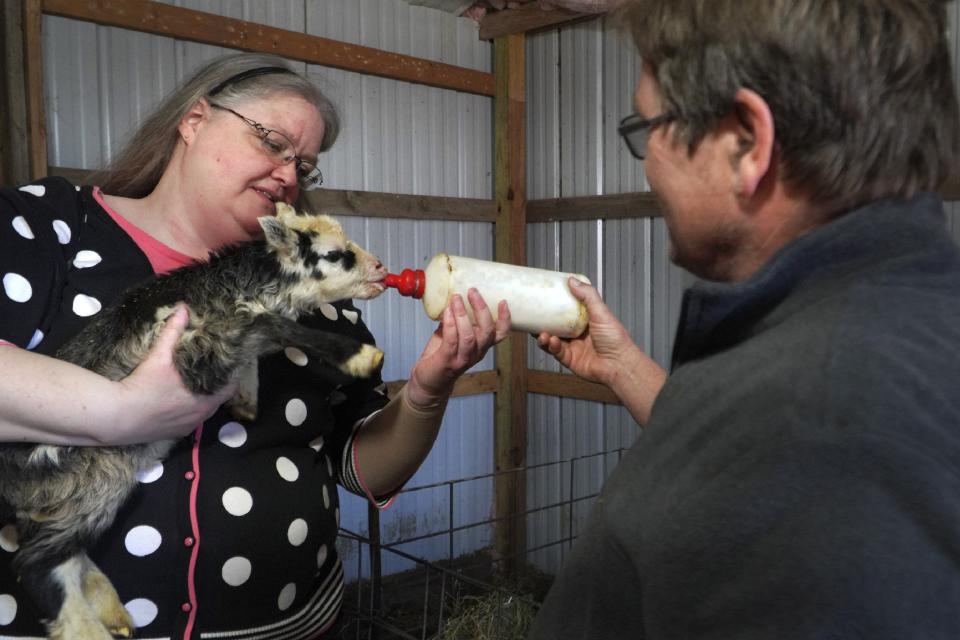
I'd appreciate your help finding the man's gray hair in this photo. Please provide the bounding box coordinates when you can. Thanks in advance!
[618,0,959,212]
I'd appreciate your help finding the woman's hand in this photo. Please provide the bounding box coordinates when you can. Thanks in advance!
[406,289,511,408]
[110,304,235,444]
[536,278,667,426]
[0,304,234,446]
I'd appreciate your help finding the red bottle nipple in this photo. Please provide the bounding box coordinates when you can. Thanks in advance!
[383,269,426,299]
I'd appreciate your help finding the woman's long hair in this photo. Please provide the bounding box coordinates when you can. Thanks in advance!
[90,53,340,198]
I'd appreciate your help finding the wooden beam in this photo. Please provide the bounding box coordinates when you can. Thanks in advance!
[42,0,495,97]
[528,192,663,222]
[492,32,527,575]
[306,189,496,222]
[528,370,620,404]
[23,0,47,181]
[47,167,498,222]
[479,4,602,40]
[48,166,93,184]
[528,180,960,222]
[385,369,499,400]
[1,0,31,186]
[52,167,960,223]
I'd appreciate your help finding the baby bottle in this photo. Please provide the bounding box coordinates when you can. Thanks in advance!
[383,253,591,338]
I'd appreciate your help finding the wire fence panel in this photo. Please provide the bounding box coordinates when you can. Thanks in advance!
[334,449,624,638]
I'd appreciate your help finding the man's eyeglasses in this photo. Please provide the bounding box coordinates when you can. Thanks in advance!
[618,112,675,160]
[209,103,324,191]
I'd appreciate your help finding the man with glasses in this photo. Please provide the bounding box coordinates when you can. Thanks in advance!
[531,0,960,638]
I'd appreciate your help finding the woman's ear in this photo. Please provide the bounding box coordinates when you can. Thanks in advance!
[177,98,211,145]
[730,88,776,199]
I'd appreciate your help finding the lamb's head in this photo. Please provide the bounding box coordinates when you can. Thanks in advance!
[259,203,388,306]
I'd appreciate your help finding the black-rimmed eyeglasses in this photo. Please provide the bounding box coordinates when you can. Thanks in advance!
[618,112,675,160]
[209,103,324,191]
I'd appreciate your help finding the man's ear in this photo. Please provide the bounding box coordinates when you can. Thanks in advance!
[177,98,211,145]
[730,88,776,199]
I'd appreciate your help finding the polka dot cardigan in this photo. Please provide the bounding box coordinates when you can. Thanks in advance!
[0,177,391,639]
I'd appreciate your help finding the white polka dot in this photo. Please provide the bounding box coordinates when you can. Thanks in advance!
[0,593,17,625]
[124,525,162,557]
[2,273,32,303]
[52,220,71,244]
[18,184,44,197]
[26,330,43,350]
[309,436,324,453]
[316,544,328,568]
[218,422,247,448]
[11,216,33,239]
[222,487,253,516]
[342,309,359,324]
[284,347,308,366]
[222,556,252,586]
[276,457,299,482]
[287,519,308,547]
[322,485,331,509]
[277,583,297,611]
[285,399,307,426]
[0,526,19,553]
[72,294,102,317]
[335,508,340,526]
[374,383,388,396]
[124,598,157,628]
[72,250,102,269]
[136,461,164,484]
[75,185,81,191]
[325,456,333,476]
[319,303,338,321]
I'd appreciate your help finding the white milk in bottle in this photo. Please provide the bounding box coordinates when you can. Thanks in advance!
[383,253,591,338]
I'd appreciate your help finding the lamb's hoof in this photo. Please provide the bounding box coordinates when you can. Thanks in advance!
[83,567,136,639]
[107,623,134,638]
[341,344,384,378]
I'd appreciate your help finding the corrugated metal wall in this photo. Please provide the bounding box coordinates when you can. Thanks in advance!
[39,0,960,582]
[524,17,692,574]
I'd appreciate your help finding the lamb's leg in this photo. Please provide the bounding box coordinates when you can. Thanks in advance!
[12,451,140,639]
[247,314,383,378]
[19,554,119,640]
[80,555,135,638]
[172,312,383,398]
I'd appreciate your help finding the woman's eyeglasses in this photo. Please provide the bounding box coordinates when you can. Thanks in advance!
[209,103,323,191]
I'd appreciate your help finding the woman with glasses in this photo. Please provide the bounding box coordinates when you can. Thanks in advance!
[0,52,509,639]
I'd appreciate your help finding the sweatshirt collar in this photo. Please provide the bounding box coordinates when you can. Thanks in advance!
[671,192,950,368]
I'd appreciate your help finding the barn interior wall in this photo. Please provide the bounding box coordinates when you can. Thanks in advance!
[30,0,960,582]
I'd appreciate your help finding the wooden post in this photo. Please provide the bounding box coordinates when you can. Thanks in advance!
[1,0,31,186]
[22,0,47,181]
[492,32,527,576]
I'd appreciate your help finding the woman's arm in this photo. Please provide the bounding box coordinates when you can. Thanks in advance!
[0,305,233,445]
[354,290,509,496]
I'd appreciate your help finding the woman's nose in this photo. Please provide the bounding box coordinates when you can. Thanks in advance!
[272,163,299,197]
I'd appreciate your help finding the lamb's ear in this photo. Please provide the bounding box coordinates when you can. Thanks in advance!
[259,216,293,254]
[274,202,299,223]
